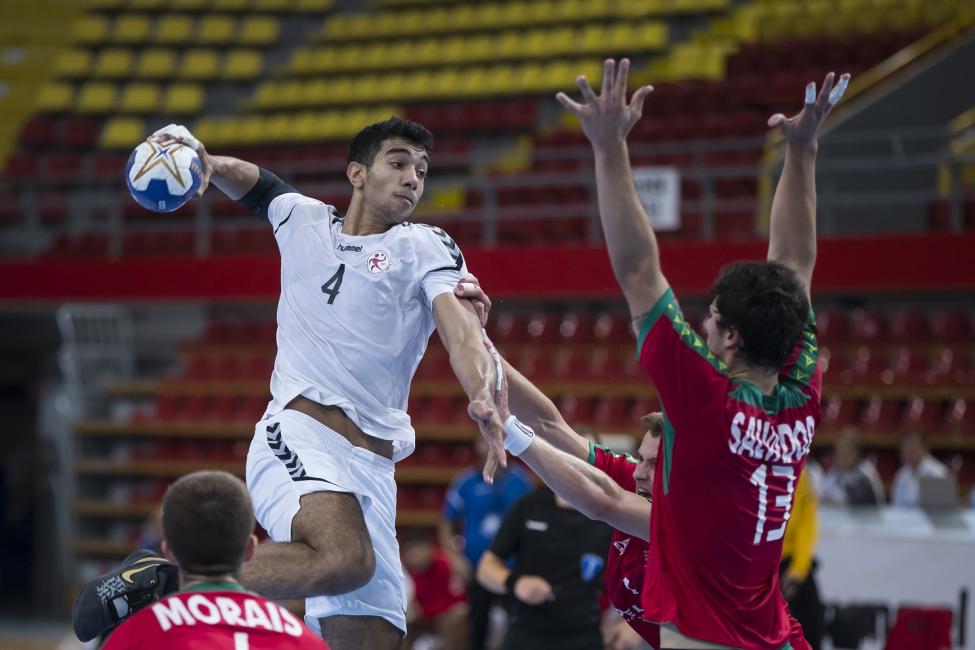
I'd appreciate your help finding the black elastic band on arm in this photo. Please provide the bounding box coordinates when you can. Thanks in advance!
[237,167,297,222]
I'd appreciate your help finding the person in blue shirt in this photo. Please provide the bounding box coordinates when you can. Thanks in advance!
[439,438,533,650]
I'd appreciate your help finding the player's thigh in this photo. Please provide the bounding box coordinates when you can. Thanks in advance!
[319,614,404,650]
[292,491,374,563]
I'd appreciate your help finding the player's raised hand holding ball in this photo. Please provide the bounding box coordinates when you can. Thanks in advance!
[125,124,212,213]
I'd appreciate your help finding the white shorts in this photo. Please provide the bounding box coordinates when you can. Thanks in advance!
[245,409,406,635]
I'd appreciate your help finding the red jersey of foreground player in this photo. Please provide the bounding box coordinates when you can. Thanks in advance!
[638,289,821,650]
[102,583,329,649]
[589,444,661,649]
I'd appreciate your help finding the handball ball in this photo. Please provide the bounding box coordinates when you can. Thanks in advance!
[125,140,202,213]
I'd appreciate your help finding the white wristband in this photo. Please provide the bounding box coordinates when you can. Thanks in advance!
[503,415,535,456]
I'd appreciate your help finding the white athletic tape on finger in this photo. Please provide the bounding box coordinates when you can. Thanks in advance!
[151,123,202,152]
[460,282,477,293]
[503,416,536,456]
[828,76,849,107]
[805,83,816,105]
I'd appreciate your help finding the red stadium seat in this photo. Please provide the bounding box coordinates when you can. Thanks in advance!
[884,607,952,650]
[61,117,101,149]
[931,309,973,341]
[45,153,82,179]
[889,308,929,341]
[850,308,887,341]
[91,152,128,181]
[816,309,850,343]
[3,153,38,180]
[594,313,633,344]
[19,116,58,149]
[820,395,857,431]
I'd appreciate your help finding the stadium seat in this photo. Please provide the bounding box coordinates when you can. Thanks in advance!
[18,117,58,149]
[99,117,145,149]
[76,82,117,113]
[239,16,279,46]
[155,14,195,45]
[136,49,178,78]
[35,83,74,113]
[54,49,93,78]
[162,84,205,114]
[71,15,110,45]
[181,49,221,80]
[197,15,237,45]
[112,15,152,44]
[223,49,262,80]
[884,607,952,650]
[45,153,82,179]
[92,48,133,78]
[119,83,161,113]
[61,116,102,149]
[931,309,972,340]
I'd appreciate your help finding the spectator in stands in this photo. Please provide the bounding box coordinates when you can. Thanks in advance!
[891,431,950,507]
[75,470,327,649]
[440,438,532,650]
[820,429,885,505]
[401,531,468,650]
[476,485,613,650]
[781,471,825,650]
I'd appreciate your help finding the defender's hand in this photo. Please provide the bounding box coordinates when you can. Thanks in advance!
[767,72,851,149]
[556,58,653,148]
[454,274,492,328]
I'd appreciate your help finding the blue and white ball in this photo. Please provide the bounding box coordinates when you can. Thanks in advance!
[125,141,202,213]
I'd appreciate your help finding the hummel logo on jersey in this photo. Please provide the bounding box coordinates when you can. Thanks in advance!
[337,243,362,253]
[266,423,309,480]
[614,537,630,555]
[426,225,464,272]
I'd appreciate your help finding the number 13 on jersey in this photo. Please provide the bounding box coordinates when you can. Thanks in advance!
[749,464,796,545]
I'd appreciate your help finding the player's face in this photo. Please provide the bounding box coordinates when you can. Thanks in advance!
[632,433,660,499]
[703,299,733,360]
[363,138,429,224]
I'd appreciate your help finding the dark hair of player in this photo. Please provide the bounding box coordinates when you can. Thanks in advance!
[710,260,809,371]
[161,470,255,577]
[641,412,664,438]
[347,117,434,167]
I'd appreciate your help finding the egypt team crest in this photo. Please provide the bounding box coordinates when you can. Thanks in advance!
[367,250,391,274]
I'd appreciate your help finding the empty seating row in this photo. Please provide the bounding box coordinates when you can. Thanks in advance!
[71,13,280,46]
[84,0,333,12]
[35,81,204,115]
[54,47,263,81]
[291,21,667,74]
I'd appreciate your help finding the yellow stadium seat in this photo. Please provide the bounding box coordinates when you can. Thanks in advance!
[155,15,195,45]
[35,82,74,112]
[240,16,280,45]
[162,83,204,113]
[85,0,123,8]
[253,81,281,108]
[463,34,493,62]
[72,15,110,44]
[136,49,177,78]
[197,15,236,45]
[262,113,292,143]
[473,4,503,29]
[483,65,515,95]
[223,49,262,79]
[99,117,145,149]
[181,49,220,80]
[53,49,92,78]
[302,79,330,105]
[76,82,117,112]
[170,0,207,9]
[212,0,248,11]
[635,21,668,50]
[579,24,607,54]
[289,48,315,74]
[296,0,335,11]
[112,15,152,44]
[128,0,164,9]
[119,83,160,113]
[92,48,133,78]
[237,116,266,145]
[253,0,291,10]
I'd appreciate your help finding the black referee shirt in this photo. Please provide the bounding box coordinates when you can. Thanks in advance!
[489,487,613,649]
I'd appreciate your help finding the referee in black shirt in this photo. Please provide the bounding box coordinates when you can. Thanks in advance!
[476,486,613,650]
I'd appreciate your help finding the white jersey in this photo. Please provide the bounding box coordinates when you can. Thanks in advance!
[263,192,468,461]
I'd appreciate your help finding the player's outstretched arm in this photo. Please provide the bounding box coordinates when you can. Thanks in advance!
[433,293,507,482]
[766,72,850,300]
[149,124,259,199]
[520,434,651,540]
[557,59,668,318]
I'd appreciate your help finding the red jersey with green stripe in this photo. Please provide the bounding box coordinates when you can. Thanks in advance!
[636,289,821,650]
[589,443,660,650]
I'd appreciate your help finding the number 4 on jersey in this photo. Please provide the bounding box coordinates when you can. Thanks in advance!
[321,264,345,305]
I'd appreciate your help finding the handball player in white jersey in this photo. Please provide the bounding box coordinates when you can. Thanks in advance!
[150,118,507,650]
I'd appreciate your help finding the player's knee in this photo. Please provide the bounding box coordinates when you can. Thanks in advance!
[309,542,375,595]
